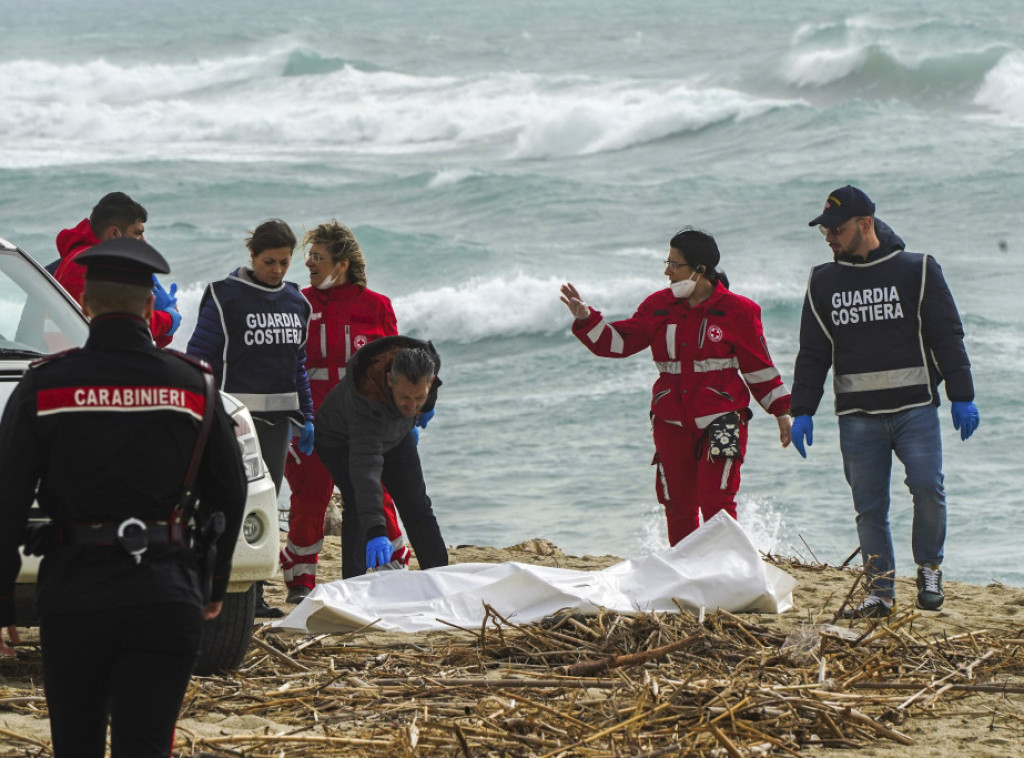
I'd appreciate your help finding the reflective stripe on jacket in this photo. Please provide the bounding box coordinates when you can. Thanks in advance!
[302,282,397,408]
[791,228,974,417]
[571,282,790,430]
[187,268,313,423]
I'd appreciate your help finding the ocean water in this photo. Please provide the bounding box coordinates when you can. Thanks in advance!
[2,1,1022,586]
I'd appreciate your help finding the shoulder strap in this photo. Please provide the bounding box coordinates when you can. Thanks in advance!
[172,371,217,533]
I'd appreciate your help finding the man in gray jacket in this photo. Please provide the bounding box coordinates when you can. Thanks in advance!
[313,335,448,582]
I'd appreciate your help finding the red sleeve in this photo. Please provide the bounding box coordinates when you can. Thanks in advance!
[731,300,790,416]
[54,258,86,306]
[383,297,398,336]
[151,309,173,348]
[570,298,657,359]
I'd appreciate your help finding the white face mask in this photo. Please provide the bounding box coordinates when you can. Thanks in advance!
[670,272,699,299]
[315,264,342,290]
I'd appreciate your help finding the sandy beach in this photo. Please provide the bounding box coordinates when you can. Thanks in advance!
[3,533,1024,756]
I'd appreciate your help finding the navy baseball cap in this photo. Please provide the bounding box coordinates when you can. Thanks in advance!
[808,185,875,227]
[76,237,170,286]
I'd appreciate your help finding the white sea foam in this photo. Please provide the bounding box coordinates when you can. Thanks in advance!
[635,498,784,558]
[782,46,871,88]
[392,272,658,343]
[0,49,796,168]
[509,83,789,159]
[782,15,1014,93]
[172,282,209,349]
[975,51,1024,119]
[427,169,480,188]
[737,496,785,557]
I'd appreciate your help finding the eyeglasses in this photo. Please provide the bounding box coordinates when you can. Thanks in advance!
[306,252,329,263]
[818,218,861,237]
[664,259,690,271]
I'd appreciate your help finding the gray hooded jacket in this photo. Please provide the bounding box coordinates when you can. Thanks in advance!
[314,335,441,535]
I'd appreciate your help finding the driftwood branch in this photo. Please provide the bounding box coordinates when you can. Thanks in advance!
[562,634,700,677]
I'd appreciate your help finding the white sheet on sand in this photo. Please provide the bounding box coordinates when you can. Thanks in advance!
[272,512,796,635]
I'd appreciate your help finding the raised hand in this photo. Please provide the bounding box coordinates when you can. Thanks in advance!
[559,283,590,320]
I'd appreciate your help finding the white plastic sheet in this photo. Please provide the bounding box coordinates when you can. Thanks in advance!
[272,512,796,635]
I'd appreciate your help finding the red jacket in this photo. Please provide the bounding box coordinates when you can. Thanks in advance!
[572,282,790,429]
[55,219,174,347]
[303,282,398,408]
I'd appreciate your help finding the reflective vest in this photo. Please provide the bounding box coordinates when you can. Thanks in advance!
[802,250,947,414]
[202,272,311,416]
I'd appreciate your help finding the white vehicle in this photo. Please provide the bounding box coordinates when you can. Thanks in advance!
[0,237,278,674]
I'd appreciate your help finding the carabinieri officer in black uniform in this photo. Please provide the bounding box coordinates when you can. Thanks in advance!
[0,238,247,757]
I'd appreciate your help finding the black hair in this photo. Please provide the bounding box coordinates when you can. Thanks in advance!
[391,347,436,384]
[246,218,297,256]
[90,192,147,235]
[669,226,729,289]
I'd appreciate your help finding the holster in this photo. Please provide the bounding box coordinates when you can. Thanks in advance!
[194,511,226,605]
[21,522,58,557]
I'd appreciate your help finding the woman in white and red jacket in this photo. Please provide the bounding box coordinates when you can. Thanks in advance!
[561,228,792,545]
[280,221,411,603]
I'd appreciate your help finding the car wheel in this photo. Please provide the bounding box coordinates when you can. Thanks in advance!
[194,584,256,676]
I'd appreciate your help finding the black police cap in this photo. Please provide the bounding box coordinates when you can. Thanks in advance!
[75,237,170,286]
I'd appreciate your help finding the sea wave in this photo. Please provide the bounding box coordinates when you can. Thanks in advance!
[282,48,382,77]
[783,43,1008,94]
[782,16,1013,102]
[974,51,1024,119]
[0,45,798,167]
[392,273,658,343]
[427,169,481,189]
[392,271,805,344]
[509,83,791,159]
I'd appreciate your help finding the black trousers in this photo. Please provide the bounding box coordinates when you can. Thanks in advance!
[318,432,448,578]
[254,413,293,496]
[40,602,204,758]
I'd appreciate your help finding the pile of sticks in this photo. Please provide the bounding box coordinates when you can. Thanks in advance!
[4,563,1024,756]
[168,591,1024,756]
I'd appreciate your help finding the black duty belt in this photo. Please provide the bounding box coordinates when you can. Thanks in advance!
[61,518,189,563]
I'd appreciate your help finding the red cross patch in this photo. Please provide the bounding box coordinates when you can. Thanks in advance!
[706,324,724,343]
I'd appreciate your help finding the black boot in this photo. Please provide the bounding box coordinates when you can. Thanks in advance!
[254,581,284,619]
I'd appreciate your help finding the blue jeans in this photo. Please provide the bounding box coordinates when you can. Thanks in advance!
[838,405,945,599]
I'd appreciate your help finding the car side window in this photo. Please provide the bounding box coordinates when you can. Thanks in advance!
[0,252,89,355]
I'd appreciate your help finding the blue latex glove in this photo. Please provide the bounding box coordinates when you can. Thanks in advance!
[298,421,315,455]
[410,426,420,446]
[152,276,178,311]
[951,401,979,441]
[415,408,435,429]
[791,415,813,458]
[365,536,394,570]
[164,308,182,336]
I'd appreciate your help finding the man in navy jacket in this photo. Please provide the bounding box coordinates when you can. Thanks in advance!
[790,185,979,619]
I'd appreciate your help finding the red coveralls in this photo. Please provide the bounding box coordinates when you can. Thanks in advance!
[572,282,790,545]
[280,282,410,589]
[54,219,175,347]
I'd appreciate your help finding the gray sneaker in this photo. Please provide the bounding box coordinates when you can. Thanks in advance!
[917,565,944,610]
[840,595,894,619]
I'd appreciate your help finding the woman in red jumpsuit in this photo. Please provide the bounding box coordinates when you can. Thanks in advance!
[280,221,411,603]
[561,228,793,545]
